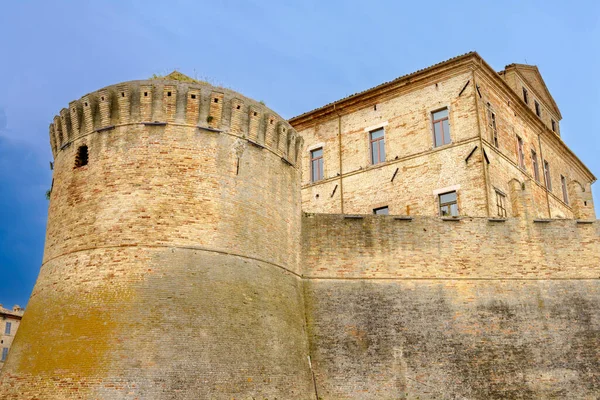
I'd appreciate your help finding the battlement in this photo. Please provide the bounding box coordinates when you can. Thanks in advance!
[302,213,600,279]
[48,79,303,167]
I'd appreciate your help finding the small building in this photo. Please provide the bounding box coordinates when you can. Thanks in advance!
[0,305,24,370]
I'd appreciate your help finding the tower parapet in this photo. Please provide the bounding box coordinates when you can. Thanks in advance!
[1,75,313,399]
[47,78,303,166]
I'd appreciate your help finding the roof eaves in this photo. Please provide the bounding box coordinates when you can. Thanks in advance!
[289,51,479,123]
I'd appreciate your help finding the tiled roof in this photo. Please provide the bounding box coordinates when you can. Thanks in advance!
[0,306,24,318]
[290,51,478,121]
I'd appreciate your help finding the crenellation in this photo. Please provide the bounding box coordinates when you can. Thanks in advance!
[139,84,153,121]
[277,122,288,155]
[45,79,303,168]
[208,91,224,128]
[185,87,201,125]
[163,85,177,123]
[248,105,262,143]
[97,89,111,128]
[49,123,57,157]
[264,113,278,149]
[59,108,72,144]
[53,115,64,148]
[69,101,81,137]
[288,130,298,163]
[116,84,130,124]
[81,94,94,133]
[230,97,246,136]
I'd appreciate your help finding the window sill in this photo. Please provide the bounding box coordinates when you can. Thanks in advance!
[441,217,461,221]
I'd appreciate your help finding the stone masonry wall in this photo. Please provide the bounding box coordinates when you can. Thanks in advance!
[474,69,595,220]
[294,55,596,220]
[0,79,315,399]
[302,213,600,398]
[299,69,488,216]
[302,214,599,279]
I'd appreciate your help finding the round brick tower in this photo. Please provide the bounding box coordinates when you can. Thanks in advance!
[0,74,314,399]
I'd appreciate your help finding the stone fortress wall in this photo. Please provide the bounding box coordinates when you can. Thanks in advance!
[0,76,315,399]
[0,55,599,399]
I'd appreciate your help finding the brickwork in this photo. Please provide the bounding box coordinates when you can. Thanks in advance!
[2,55,599,399]
[0,77,313,399]
[304,279,600,399]
[0,306,23,371]
[302,214,600,279]
[291,53,596,220]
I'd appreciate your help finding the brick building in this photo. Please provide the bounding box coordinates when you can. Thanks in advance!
[0,305,24,371]
[291,52,595,220]
[0,54,598,399]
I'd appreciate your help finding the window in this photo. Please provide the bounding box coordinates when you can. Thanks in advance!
[522,87,529,104]
[432,108,451,147]
[4,322,11,335]
[534,101,541,117]
[561,175,568,204]
[544,160,552,191]
[75,145,88,168]
[531,150,540,182]
[369,128,385,164]
[495,190,507,218]
[373,206,389,215]
[439,191,458,217]
[310,148,324,182]
[551,119,556,132]
[1,348,8,362]
[517,136,525,169]
[490,112,498,147]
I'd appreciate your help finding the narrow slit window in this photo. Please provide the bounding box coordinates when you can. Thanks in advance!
[495,190,507,218]
[4,322,11,335]
[432,108,450,147]
[439,191,458,217]
[75,145,89,168]
[551,119,556,132]
[487,107,498,148]
[517,136,525,169]
[369,128,385,164]
[522,87,529,104]
[310,148,324,182]
[561,175,568,204]
[1,347,8,362]
[535,101,541,117]
[531,150,540,182]
[544,160,552,191]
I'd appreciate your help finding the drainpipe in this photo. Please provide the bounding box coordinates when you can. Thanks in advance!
[337,111,344,214]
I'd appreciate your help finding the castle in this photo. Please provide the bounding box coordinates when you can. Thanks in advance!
[0,52,598,399]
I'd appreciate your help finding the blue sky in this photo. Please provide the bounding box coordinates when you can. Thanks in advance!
[0,0,598,307]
